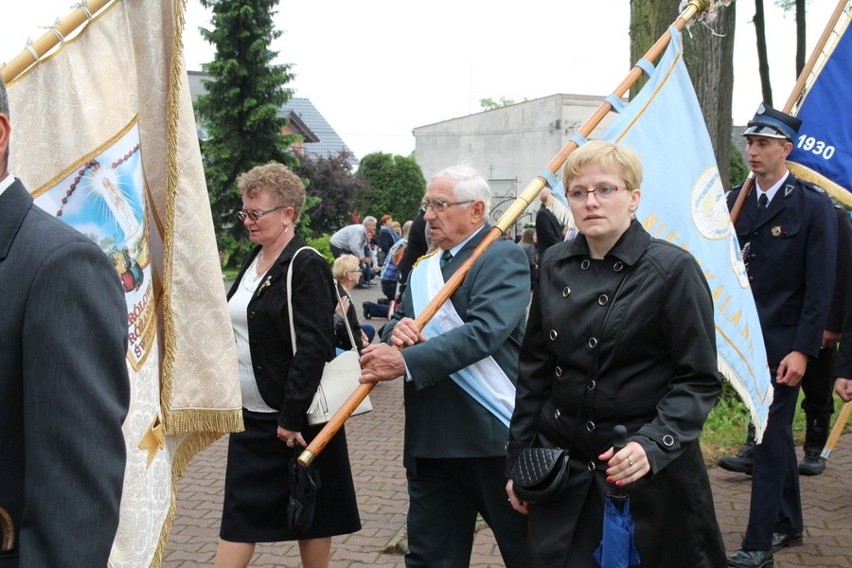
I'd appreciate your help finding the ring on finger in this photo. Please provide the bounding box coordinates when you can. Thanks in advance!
[627,457,633,467]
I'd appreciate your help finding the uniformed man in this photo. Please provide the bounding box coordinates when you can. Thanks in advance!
[719,206,851,477]
[724,104,838,568]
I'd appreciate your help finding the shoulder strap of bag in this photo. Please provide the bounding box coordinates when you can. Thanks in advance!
[286,246,356,355]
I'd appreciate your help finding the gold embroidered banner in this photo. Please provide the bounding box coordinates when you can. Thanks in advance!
[4,1,242,565]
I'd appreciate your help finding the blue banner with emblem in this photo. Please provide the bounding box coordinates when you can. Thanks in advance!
[598,26,773,440]
[788,17,852,206]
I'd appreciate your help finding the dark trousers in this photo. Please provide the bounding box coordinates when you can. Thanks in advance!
[330,244,348,258]
[801,347,835,415]
[405,456,528,568]
[742,375,803,550]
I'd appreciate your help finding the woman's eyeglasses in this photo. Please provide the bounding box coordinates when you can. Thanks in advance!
[420,198,474,213]
[566,186,626,202]
[236,205,285,222]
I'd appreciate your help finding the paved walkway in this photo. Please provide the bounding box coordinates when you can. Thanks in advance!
[164,286,852,567]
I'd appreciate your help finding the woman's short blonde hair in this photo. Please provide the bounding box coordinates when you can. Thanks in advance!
[332,254,361,281]
[562,140,643,191]
[236,162,306,221]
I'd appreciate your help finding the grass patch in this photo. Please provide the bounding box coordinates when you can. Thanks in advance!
[700,379,851,466]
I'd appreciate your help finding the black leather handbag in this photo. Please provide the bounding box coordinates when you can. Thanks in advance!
[287,452,321,533]
[510,446,570,504]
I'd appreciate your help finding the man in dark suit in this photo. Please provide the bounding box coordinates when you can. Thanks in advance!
[359,164,529,568]
[719,206,851,476]
[725,104,837,568]
[0,77,130,566]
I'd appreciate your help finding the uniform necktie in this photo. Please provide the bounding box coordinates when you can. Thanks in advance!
[758,193,768,210]
[440,250,453,268]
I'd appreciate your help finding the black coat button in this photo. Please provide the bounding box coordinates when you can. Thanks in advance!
[563,287,571,297]
[598,294,609,306]
[581,259,591,270]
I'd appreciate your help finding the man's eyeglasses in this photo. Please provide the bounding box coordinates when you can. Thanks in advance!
[420,198,474,213]
[236,205,285,222]
[566,186,626,202]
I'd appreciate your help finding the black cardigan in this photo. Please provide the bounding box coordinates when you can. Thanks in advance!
[228,235,336,431]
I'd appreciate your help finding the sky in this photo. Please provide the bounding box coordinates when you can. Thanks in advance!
[0,0,840,160]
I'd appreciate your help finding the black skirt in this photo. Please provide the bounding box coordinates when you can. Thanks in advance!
[220,409,362,542]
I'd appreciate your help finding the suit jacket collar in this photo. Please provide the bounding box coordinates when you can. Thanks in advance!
[0,179,33,261]
[743,177,798,232]
[551,219,650,266]
[442,224,489,271]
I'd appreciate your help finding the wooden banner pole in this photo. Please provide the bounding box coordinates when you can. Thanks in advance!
[1,0,115,84]
[298,0,712,467]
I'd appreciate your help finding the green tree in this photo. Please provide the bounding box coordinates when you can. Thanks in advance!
[293,152,369,237]
[479,97,516,111]
[730,144,749,188]
[357,153,426,223]
[197,0,298,266]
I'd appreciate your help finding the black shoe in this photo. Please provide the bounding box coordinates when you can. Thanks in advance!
[727,549,773,568]
[718,444,754,475]
[770,532,803,552]
[362,301,372,320]
[798,452,825,476]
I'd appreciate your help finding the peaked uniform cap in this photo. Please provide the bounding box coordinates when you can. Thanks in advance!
[743,103,801,141]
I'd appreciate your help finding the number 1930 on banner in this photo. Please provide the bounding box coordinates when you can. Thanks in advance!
[796,134,836,160]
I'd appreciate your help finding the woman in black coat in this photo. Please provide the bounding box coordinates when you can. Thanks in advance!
[506,141,725,567]
[216,163,360,568]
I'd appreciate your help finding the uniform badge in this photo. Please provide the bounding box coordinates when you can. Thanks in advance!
[784,184,794,197]
[771,226,782,237]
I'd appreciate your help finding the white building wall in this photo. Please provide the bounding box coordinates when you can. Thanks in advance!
[413,93,621,232]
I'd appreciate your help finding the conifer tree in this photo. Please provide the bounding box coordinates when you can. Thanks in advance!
[197,0,298,264]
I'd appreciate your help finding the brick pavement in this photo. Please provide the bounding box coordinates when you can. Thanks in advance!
[164,285,852,567]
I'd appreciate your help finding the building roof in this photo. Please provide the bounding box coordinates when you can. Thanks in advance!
[279,98,355,162]
[186,70,355,164]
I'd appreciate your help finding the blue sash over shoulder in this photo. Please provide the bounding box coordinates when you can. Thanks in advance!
[409,250,515,427]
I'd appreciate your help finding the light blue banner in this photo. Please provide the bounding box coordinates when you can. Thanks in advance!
[788,21,852,206]
[599,26,773,439]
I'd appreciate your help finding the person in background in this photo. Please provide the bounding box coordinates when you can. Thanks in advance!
[331,254,374,350]
[517,227,536,288]
[723,104,837,568]
[835,284,852,402]
[535,187,566,259]
[719,206,851,478]
[396,209,430,297]
[359,163,530,568]
[216,163,360,568]
[329,216,376,282]
[377,214,400,266]
[506,140,725,567]
[0,75,131,567]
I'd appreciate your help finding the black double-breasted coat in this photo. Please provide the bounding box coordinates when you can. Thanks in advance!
[508,220,725,567]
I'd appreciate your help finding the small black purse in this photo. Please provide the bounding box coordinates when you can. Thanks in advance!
[510,446,570,504]
[287,451,321,533]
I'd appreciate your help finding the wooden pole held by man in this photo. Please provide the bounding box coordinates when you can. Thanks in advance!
[299,0,713,467]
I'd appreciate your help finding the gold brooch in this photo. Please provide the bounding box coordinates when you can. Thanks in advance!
[258,275,272,293]
[771,226,782,237]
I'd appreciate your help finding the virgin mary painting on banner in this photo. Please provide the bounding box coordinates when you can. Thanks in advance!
[3,1,242,566]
